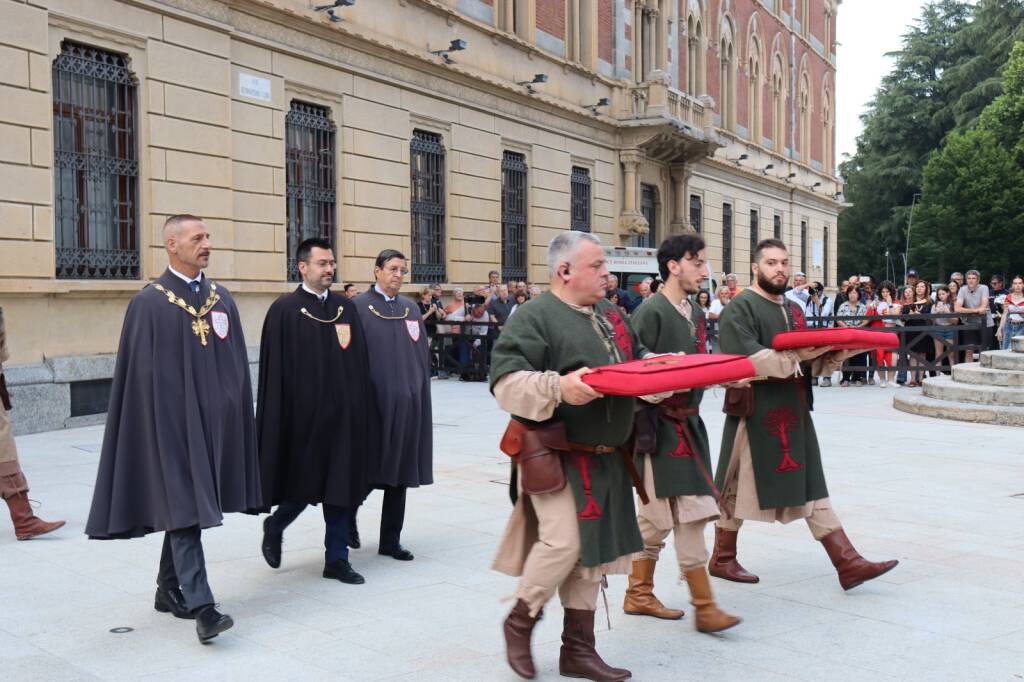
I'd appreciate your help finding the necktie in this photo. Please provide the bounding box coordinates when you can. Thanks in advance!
[190,281,200,294]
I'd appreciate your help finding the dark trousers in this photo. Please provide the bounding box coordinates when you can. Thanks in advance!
[355,485,407,549]
[842,351,868,383]
[269,502,350,562]
[157,526,215,611]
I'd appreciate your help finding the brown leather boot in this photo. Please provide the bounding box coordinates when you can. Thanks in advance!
[708,527,759,583]
[503,599,541,679]
[623,558,684,620]
[819,528,898,591]
[559,608,631,681]
[4,491,64,541]
[684,566,741,633]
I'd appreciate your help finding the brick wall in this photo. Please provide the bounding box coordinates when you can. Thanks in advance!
[536,0,565,39]
[598,0,613,63]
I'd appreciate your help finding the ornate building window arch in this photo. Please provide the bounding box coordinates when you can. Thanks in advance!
[770,50,786,150]
[746,15,764,144]
[718,14,736,131]
[685,0,706,95]
[798,67,811,162]
[822,75,835,174]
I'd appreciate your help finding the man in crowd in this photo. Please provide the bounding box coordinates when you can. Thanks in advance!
[956,269,994,358]
[724,273,742,299]
[607,274,630,309]
[989,274,1008,348]
[86,215,261,643]
[625,234,741,634]
[343,283,359,299]
[709,239,898,592]
[257,238,374,586]
[950,271,965,288]
[487,284,515,331]
[476,270,501,301]
[784,271,810,312]
[1,308,65,540]
[491,231,645,681]
[906,269,920,292]
[805,282,835,387]
[351,250,433,561]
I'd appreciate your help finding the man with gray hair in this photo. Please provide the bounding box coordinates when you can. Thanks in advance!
[785,271,810,312]
[490,230,648,680]
[86,214,261,644]
[955,269,994,356]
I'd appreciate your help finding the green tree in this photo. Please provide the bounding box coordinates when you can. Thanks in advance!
[913,41,1024,280]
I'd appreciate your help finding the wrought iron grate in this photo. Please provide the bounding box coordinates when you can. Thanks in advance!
[689,194,702,234]
[410,130,446,283]
[53,41,139,280]
[722,202,733,276]
[570,166,591,233]
[749,209,759,259]
[501,151,528,282]
[286,101,336,282]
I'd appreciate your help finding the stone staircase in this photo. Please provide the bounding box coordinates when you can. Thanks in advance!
[893,336,1024,426]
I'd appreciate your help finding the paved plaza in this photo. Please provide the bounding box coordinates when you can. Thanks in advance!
[1,382,1022,681]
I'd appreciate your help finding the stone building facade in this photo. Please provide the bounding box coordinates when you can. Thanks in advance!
[0,0,842,432]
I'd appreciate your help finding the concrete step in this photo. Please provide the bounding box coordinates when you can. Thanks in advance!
[952,363,1024,387]
[980,350,1024,371]
[894,392,1024,426]
[922,374,1024,406]
[1014,336,1024,353]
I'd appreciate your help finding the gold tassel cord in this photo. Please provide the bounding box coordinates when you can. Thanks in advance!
[152,282,221,347]
[367,304,410,320]
[300,306,344,324]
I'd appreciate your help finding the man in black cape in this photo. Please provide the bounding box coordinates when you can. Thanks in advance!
[86,215,261,643]
[257,238,374,585]
[350,249,433,561]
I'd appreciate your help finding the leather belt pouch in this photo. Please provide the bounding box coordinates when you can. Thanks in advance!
[633,404,658,454]
[722,385,754,418]
[519,422,569,495]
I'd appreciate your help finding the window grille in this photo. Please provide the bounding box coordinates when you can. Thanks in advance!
[631,184,657,248]
[749,209,759,259]
[824,225,830,286]
[689,194,702,233]
[570,166,591,232]
[501,151,528,282]
[410,130,447,283]
[722,202,733,276]
[800,220,808,273]
[286,101,336,282]
[53,42,139,279]
[774,213,782,240]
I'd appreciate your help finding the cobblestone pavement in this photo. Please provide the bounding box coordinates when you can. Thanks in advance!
[1,381,1022,681]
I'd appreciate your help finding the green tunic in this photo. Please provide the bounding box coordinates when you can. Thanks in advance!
[631,293,715,499]
[713,289,828,509]
[490,292,644,568]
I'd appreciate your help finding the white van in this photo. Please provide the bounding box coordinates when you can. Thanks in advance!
[603,245,719,302]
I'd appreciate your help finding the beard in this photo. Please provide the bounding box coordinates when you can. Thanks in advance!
[756,270,788,296]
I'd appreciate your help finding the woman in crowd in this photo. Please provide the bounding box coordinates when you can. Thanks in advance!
[996,275,1024,350]
[836,286,869,386]
[872,282,901,387]
[509,290,528,317]
[696,290,713,352]
[419,286,444,378]
[932,285,957,373]
[947,279,960,302]
[904,281,933,387]
[708,286,730,353]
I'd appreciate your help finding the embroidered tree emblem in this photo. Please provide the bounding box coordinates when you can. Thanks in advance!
[765,407,802,473]
[671,422,695,458]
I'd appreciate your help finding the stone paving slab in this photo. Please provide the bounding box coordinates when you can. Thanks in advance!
[1,382,1022,681]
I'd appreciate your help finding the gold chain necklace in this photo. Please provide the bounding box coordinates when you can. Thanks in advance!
[300,305,344,323]
[152,282,220,346]
[367,303,409,320]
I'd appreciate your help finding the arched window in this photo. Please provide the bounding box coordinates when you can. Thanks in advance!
[822,84,834,174]
[747,34,762,143]
[799,70,811,162]
[771,53,785,150]
[719,20,736,131]
[686,8,705,95]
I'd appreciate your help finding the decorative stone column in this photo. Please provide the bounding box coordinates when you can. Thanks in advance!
[670,162,693,233]
[618,150,649,238]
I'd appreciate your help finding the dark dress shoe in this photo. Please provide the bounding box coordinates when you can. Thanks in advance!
[379,545,414,561]
[154,587,195,620]
[194,605,233,643]
[323,559,365,584]
[261,517,282,569]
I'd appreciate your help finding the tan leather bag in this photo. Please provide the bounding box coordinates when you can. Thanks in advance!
[500,419,568,495]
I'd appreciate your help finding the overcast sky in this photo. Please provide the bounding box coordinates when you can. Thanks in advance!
[836,0,929,162]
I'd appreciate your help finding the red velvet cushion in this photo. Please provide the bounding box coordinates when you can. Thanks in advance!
[581,354,756,397]
[772,328,900,351]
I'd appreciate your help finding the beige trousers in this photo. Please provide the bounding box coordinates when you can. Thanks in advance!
[0,403,26,499]
[514,482,601,617]
[637,514,709,573]
[716,420,841,540]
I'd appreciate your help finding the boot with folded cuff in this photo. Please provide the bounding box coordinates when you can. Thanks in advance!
[622,558,684,620]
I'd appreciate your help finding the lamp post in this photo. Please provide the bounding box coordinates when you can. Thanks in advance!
[904,192,921,284]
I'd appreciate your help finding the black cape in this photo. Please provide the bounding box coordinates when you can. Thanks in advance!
[353,288,433,488]
[256,287,373,509]
[86,270,262,539]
